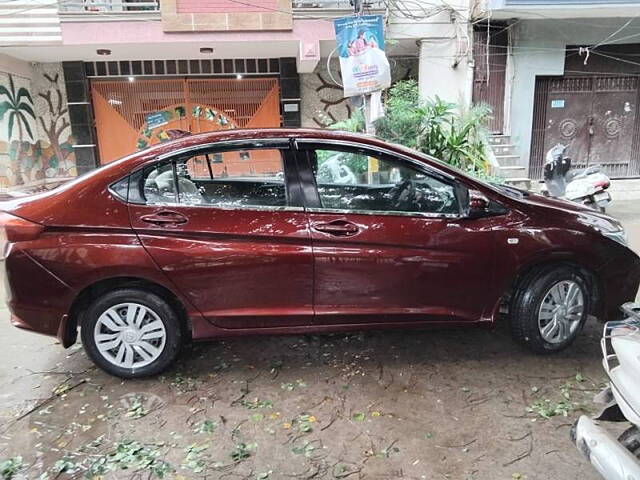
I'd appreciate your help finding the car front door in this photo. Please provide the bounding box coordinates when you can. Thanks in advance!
[128,139,313,329]
[295,140,498,326]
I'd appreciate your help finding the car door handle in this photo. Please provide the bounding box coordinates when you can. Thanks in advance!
[312,220,359,236]
[140,211,188,226]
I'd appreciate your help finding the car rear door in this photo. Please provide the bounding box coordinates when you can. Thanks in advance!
[128,139,313,329]
[295,139,498,326]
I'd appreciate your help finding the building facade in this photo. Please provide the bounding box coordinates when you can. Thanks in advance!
[0,0,476,190]
[477,0,640,181]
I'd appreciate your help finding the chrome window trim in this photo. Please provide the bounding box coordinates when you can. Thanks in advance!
[306,207,460,219]
[155,138,292,163]
[144,200,304,213]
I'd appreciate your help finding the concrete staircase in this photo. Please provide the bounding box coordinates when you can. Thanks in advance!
[487,134,532,191]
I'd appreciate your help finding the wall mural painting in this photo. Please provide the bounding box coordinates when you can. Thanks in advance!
[0,68,76,190]
[37,73,75,181]
[0,75,36,186]
[301,57,418,128]
[136,105,237,150]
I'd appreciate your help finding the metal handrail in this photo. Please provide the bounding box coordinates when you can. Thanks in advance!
[292,0,384,7]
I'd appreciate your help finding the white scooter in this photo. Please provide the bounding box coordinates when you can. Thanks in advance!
[542,144,612,212]
[572,302,640,480]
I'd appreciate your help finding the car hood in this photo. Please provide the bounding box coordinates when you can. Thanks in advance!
[509,191,626,235]
[516,192,597,214]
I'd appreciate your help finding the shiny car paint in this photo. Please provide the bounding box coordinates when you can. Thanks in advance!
[2,128,640,348]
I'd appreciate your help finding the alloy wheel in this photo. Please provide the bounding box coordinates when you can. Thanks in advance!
[537,280,585,344]
[93,303,167,369]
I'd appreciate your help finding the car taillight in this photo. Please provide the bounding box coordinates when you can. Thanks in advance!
[0,212,43,246]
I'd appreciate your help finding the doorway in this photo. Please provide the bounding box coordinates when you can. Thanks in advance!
[472,25,508,134]
[530,75,640,179]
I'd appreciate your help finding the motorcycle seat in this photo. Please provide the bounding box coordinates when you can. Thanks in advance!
[567,165,602,181]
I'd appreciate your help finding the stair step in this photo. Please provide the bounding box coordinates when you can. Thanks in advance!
[499,165,527,179]
[493,146,518,155]
[494,154,519,160]
[494,155,520,167]
[488,135,512,145]
[504,177,533,190]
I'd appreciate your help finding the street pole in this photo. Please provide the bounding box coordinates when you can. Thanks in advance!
[364,94,375,136]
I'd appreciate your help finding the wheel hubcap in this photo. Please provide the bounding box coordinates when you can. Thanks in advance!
[538,280,585,344]
[94,303,166,369]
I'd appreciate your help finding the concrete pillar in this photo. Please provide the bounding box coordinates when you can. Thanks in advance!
[418,36,474,108]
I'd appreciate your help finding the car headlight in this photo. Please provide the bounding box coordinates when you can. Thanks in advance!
[578,214,628,247]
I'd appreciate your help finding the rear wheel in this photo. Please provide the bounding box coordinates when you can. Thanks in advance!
[81,289,182,378]
[510,266,591,354]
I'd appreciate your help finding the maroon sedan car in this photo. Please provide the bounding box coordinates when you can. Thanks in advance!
[2,129,639,377]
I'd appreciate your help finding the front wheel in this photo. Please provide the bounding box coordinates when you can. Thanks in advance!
[81,288,182,378]
[510,266,591,354]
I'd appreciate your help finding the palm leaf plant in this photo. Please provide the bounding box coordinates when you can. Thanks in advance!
[331,80,495,179]
[0,75,36,185]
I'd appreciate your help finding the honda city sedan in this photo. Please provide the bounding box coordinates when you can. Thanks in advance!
[3,128,639,377]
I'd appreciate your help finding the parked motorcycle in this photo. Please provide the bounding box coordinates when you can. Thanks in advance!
[571,302,640,480]
[543,144,612,212]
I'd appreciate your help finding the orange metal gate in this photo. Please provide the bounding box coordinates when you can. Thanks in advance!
[91,77,281,164]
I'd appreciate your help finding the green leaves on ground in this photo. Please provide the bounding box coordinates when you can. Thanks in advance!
[240,398,273,410]
[194,419,217,434]
[230,442,256,462]
[125,395,149,419]
[182,443,209,474]
[0,456,23,480]
[526,373,588,419]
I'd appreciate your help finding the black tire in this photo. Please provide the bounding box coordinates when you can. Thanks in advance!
[619,426,640,458]
[81,288,182,378]
[510,265,591,354]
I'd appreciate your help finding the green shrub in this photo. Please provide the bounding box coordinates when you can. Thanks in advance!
[331,80,494,179]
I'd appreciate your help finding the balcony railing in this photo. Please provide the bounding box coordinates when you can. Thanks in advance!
[58,0,384,18]
[58,0,159,13]
[293,0,383,8]
[505,0,640,3]
[492,0,640,7]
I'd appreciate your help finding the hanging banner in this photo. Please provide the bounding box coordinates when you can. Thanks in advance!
[333,15,391,98]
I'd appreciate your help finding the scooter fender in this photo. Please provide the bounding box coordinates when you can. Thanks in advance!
[565,175,610,201]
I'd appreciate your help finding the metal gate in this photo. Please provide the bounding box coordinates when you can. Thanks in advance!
[91,77,281,164]
[472,27,508,134]
[530,75,640,179]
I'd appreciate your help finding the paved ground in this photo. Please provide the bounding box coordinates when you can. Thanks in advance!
[0,202,639,480]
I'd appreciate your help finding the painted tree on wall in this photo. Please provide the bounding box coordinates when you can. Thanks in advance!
[37,72,71,173]
[0,75,36,185]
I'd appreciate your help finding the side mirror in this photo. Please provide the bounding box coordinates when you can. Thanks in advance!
[467,190,490,219]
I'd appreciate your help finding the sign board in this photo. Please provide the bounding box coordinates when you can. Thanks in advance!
[146,111,169,129]
[551,99,565,109]
[333,15,391,98]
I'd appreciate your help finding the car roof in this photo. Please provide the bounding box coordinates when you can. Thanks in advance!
[138,127,380,156]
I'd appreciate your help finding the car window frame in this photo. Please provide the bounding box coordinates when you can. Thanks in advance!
[125,139,305,213]
[294,139,464,219]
